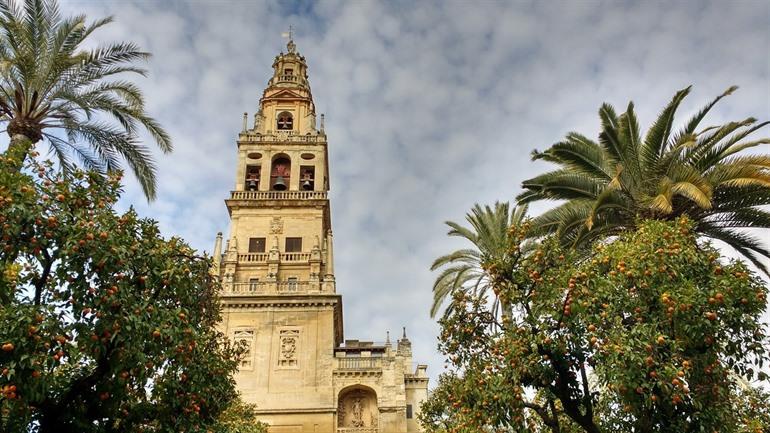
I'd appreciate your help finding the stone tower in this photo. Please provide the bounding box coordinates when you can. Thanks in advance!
[214,38,428,433]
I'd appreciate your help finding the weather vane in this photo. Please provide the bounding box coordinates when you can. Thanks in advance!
[282,25,296,53]
[282,25,293,41]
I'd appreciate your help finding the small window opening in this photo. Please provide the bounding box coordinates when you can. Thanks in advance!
[406,404,413,419]
[277,111,293,130]
[286,276,299,292]
[300,166,315,191]
[285,237,302,252]
[284,68,293,76]
[248,278,260,291]
[245,165,260,191]
[249,237,266,253]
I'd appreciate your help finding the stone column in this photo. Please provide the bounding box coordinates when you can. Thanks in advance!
[211,232,223,276]
[322,230,335,292]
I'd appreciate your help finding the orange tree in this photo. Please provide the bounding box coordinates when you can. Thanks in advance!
[421,218,769,433]
[0,149,244,433]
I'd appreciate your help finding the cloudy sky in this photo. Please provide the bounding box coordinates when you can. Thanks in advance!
[55,0,769,384]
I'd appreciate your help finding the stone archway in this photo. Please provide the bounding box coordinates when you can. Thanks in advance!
[337,385,378,430]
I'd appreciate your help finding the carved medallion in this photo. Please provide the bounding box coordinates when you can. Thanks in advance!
[270,216,284,234]
[233,330,254,369]
[279,329,299,367]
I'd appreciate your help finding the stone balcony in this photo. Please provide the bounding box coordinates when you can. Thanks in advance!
[335,357,382,371]
[237,131,326,143]
[230,190,327,201]
[221,280,316,296]
[237,252,312,263]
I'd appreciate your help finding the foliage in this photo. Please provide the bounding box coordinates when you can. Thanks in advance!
[430,202,528,318]
[517,86,770,273]
[211,398,268,433]
[0,151,243,433]
[0,0,171,200]
[424,217,769,433]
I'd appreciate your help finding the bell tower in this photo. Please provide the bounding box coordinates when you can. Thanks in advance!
[215,36,342,424]
[220,36,335,294]
[215,37,428,433]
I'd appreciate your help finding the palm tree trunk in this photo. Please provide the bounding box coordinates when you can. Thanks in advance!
[4,134,34,171]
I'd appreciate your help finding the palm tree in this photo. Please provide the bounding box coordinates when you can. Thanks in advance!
[430,202,528,318]
[517,85,770,273]
[0,0,171,200]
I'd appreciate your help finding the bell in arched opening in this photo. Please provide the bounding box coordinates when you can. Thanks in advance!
[271,157,291,191]
[300,166,315,191]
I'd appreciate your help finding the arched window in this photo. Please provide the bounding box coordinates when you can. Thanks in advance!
[277,111,293,130]
[271,156,291,191]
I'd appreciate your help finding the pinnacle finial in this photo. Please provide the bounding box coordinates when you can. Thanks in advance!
[402,327,407,339]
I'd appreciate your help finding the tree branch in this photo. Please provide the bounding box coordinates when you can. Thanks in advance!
[33,248,54,305]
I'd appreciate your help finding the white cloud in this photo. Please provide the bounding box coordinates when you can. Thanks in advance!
[58,0,770,386]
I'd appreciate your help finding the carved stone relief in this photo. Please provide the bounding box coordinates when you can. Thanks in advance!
[279,329,299,367]
[270,216,284,234]
[337,388,378,428]
[233,329,254,369]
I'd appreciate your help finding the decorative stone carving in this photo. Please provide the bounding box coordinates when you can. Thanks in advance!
[270,216,284,234]
[351,397,364,427]
[337,388,378,428]
[279,329,299,367]
[233,330,254,369]
[254,110,264,132]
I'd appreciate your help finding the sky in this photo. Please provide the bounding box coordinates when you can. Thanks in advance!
[52,0,770,386]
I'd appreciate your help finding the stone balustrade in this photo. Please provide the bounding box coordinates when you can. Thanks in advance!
[337,429,378,433]
[336,357,382,370]
[236,252,313,263]
[221,281,315,296]
[278,74,299,82]
[281,252,312,262]
[237,132,326,143]
[238,253,269,262]
[277,280,310,293]
[230,190,327,201]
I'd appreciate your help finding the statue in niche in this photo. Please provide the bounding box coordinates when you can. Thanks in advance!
[338,388,377,428]
[351,397,364,427]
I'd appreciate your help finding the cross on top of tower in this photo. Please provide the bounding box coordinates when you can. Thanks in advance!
[282,25,296,53]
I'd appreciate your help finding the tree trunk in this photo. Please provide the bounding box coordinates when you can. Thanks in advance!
[4,134,34,171]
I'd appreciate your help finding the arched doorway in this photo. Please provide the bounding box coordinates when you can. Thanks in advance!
[337,385,378,430]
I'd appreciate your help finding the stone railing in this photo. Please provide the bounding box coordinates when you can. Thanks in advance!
[230,190,327,201]
[225,282,270,295]
[236,252,313,263]
[237,132,326,143]
[280,252,311,262]
[238,253,269,262]
[337,429,377,433]
[221,281,314,296]
[277,280,310,293]
[336,357,382,370]
[278,74,299,82]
